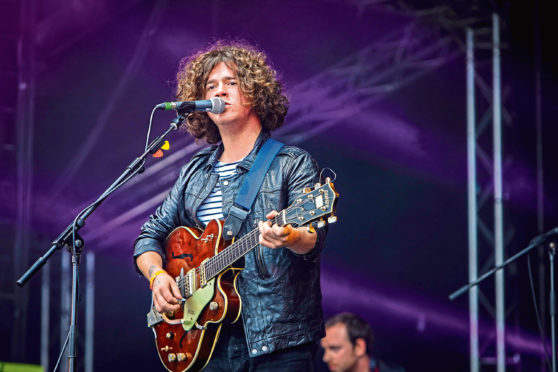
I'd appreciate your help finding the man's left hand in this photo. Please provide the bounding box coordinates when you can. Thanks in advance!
[258,210,316,254]
[258,210,300,249]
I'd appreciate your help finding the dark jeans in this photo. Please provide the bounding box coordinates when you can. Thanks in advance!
[204,321,318,372]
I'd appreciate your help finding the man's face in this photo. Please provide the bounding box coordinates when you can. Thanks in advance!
[204,61,253,128]
[321,323,361,372]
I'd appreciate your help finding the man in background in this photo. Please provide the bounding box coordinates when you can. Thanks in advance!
[321,313,405,372]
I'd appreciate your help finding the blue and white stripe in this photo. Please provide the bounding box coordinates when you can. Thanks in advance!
[196,160,240,226]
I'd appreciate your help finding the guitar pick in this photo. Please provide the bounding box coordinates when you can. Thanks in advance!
[152,141,170,158]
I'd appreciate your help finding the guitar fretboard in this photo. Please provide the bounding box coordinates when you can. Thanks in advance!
[176,213,287,297]
[204,213,284,279]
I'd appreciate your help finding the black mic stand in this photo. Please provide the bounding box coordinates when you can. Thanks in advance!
[17,114,185,372]
[449,228,558,372]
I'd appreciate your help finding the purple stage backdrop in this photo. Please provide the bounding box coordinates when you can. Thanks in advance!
[1,1,558,371]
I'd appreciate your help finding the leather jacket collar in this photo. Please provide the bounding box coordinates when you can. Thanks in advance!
[203,129,271,173]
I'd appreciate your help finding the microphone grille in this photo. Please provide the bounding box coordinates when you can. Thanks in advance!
[209,97,226,114]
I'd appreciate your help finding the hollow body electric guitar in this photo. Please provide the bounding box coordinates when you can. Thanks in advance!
[146,180,338,372]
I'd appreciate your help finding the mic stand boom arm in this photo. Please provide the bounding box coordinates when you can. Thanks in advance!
[449,228,558,300]
[16,115,183,287]
[449,228,558,372]
[16,114,184,372]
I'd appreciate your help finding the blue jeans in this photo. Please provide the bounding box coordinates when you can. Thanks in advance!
[204,321,318,372]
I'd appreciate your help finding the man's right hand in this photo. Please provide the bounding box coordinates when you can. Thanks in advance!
[151,271,183,313]
[136,251,183,314]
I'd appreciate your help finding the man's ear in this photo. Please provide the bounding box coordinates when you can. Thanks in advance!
[354,338,367,357]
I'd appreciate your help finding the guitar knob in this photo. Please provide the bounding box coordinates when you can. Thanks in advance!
[177,353,186,362]
[327,216,337,224]
[166,332,173,339]
[209,301,219,311]
[168,353,177,362]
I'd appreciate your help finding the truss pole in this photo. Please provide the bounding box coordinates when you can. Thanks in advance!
[492,13,506,372]
[85,252,95,372]
[41,262,50,370]
[12,0,35,360]
[466,27,480,372]
[534,0,546,368]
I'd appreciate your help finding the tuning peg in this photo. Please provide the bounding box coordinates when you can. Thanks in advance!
[327,215,337,224]
[307,224,316,233]
[317,219,326,229]
[303,187,312,194]
[314,182,321,189]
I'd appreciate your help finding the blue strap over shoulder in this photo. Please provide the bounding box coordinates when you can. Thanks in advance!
[223,138,284,239]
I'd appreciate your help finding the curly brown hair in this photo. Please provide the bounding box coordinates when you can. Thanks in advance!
[176,41,289,144]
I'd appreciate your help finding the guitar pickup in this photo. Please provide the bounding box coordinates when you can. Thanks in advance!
[187,268,196,293]
[178,268,187,298]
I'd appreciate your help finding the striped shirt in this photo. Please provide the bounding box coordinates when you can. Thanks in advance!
[196,160,240,226]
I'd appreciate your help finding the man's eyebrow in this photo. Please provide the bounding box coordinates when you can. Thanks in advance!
[206,76,236,85]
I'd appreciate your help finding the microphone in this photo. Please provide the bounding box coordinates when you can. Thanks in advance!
[156,97,225,114]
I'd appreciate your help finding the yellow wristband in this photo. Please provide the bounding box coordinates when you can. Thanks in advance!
[149,269,166,290]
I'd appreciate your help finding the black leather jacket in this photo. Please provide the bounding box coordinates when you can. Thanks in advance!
[134,130,327,357]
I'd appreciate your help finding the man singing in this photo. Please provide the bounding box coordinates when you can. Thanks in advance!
[134,41,327,371]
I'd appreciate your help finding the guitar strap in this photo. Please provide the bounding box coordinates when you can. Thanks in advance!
[223,138,284,239]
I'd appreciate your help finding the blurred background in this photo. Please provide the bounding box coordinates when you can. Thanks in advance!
[1,0,557,371]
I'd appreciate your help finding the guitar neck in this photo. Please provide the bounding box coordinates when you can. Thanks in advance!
[199,181,338,281]
[204,213,285,280]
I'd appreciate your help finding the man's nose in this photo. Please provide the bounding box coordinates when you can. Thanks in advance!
[213,83,228,97]
[322,349,330,362]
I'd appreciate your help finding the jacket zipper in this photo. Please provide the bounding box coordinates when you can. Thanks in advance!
[255,245,270,279]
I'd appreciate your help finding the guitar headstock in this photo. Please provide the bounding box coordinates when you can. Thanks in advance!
[283,178,339,228]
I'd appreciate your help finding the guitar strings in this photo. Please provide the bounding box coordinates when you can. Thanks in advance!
[203,202,304,280]
[181,196,314,296]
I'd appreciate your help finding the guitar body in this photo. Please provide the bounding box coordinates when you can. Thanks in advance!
[146,180,339,372]
[152,219,242,372]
